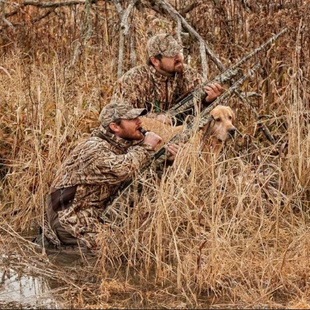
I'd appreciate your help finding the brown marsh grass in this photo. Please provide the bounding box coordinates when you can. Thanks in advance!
[0,0,309,308]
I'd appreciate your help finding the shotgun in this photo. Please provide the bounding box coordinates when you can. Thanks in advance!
[151,62,261,160]
[169,28,288,123]
[103,62,261,221]
[103,29,288,220]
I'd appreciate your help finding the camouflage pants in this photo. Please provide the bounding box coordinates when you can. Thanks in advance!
[46,194,79,246]
[46,195,128,251]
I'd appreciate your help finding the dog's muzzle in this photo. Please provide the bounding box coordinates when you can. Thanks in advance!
[228,128,236,138]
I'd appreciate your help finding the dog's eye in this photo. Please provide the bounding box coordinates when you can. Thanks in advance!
[215,118,221,122]
[228,116,232,120]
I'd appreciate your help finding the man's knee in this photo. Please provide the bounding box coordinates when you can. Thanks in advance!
[46,194,78,246]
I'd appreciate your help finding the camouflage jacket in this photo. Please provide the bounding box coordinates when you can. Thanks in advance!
[112,64,204,116]
[47,126,155,248]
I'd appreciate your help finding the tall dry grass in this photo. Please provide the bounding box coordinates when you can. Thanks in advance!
[0,0,309,308]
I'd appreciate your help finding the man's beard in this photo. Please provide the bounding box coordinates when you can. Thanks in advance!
[174,60,184,72]
[160,61,184,75]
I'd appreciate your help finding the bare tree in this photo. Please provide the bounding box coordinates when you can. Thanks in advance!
[112,0,138,78]
[0,0,223,77]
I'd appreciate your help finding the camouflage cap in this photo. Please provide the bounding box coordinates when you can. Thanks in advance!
[146,33,182,58]
[99,102,147,126]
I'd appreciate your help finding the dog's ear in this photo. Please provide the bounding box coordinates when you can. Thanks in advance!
[231,110,236,124]
[227,106,236,123]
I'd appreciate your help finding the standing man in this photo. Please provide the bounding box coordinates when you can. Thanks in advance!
[44,102,178,250]
[104,33,223,125]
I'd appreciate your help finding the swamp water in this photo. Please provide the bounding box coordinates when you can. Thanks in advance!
[0,244,96,309]
[0,265,58,309]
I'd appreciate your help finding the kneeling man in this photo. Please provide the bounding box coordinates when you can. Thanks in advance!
[45,102,178,249]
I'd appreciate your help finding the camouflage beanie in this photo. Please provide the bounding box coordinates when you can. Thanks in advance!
[99,102,147,127]
[146,33,182,58]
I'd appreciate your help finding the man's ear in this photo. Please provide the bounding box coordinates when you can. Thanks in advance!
[150,56,159,67]
[109,122,120,133]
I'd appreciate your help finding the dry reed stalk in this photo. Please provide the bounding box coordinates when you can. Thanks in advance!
[0,0,309,308]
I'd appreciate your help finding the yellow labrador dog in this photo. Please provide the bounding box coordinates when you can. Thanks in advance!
[141,105,236,156]
[200,105,236,156]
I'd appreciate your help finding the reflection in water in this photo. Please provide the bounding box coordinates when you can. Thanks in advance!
[0,269,58,309]
[0,246,96,309]
[0,255,58,309]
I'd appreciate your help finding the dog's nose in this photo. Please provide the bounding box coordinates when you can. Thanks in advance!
[228,128,236,137]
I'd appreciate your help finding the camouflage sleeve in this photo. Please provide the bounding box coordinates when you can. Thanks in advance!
[54,139,155,188]
[112,66,151,109]
[81,141,154,185]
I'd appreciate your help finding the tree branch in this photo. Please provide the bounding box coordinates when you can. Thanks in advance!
[31,8,55,23]
[162,1,225,71]
[113,0,138,78]
[130,32,137,67]
[22,0,99,8]
[120,0,137,36]
[71,0,94,66]
[179,2,199,15]
[1,1,14,29]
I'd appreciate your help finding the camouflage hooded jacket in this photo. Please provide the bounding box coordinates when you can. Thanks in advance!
[47,125,155,248]
[111,64,204,115]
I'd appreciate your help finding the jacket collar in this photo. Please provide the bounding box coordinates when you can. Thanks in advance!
[150,65,175,82]
[149,64,187,82]
[91,125,136,151]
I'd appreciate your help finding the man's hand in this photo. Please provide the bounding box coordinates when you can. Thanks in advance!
[166,143,179,162]
[204,83,224,103]
[143,132,162,149]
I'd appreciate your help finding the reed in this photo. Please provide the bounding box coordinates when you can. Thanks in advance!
[0,0,309,308]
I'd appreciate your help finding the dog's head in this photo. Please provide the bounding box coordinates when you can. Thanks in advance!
[208,105,236,142]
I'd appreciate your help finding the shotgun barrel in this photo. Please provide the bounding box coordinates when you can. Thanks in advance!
[169,28,288,120]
